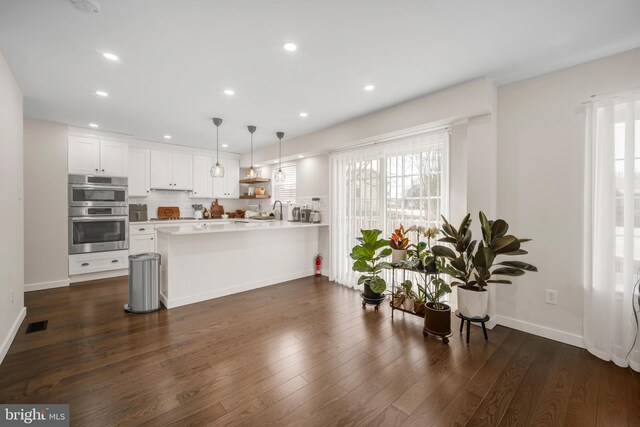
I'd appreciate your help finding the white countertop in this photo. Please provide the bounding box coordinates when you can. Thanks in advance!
[155,220,328,236]
[130,218,232,226]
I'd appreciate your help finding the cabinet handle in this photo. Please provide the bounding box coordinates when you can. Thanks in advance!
[150,237,154,240]
[146,190,149,193]
[112,259,119,263]
[101,169,105,172]
[95,169,98,172]
[139,228,146,231]
[81,262,90,266]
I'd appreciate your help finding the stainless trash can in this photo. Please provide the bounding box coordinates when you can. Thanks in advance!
[124,253,161,313]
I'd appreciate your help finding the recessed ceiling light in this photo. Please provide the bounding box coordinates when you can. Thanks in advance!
[96,90,109,97]
[283,42,297,52]
[298,155,304,158]
[364,85,375,91]
[89,123,99,128]
[299,112,308,118]
[103,52,119,61]
[222,144,229,148]
[223,89,235,96]
[164,135,171,139]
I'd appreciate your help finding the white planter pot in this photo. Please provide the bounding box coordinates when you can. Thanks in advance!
[402,297,415,312]
[457,287,489,319]
[391,249,407,263]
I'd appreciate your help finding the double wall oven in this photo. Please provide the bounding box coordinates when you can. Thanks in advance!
[68,175,129,254]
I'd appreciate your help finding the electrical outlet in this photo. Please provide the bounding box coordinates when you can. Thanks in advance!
[10,289,14,304]
[545,289,558,305]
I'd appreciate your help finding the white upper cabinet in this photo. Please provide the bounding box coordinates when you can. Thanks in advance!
[225,158,240,198]
[68,137,100,175]
[68,136,128,177]
[192,155,213,198]
[128,148,151,197]
[212,157,240,199]
[100,140,129,176]
[172,152,193,190]
[150,150,174,190]
[150,150,193,190]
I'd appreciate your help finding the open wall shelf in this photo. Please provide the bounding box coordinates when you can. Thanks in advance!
[239,178,271,184]
[240,195,271,199]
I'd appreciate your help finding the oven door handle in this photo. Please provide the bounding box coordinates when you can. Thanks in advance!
[70,184,128,192]
[70,216,129,223]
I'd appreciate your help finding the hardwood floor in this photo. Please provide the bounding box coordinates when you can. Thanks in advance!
[1,276,638,426]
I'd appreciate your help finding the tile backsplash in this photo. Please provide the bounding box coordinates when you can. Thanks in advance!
[130,191,328,222]
[130,191,247,219]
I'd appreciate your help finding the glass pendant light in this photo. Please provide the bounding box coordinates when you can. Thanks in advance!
[275,131,286,182]
[247,125,256,179]
[210,118,225,178]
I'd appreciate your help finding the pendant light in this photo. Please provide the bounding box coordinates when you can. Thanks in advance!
[210,118,225,178]
[275,131,286,182]
[247,125,257,179]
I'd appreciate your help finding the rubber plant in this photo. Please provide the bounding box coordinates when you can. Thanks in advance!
[431,212,537,291]
[350,229,392,294]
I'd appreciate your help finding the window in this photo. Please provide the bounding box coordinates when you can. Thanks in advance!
[272,164,296,202]
[330,130,449,287]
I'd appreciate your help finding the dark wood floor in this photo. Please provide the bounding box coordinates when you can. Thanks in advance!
[0,276,638,426]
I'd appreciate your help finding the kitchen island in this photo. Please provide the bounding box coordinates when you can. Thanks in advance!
[155,221,329,308]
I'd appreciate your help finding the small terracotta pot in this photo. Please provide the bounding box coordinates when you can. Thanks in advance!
[414,301,426,315]
[423,302,451,336]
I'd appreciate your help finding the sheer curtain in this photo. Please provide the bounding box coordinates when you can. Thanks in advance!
[584,94,640,370]
[330,130,449,289]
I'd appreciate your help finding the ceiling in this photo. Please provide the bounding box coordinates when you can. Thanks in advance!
[1,0,640,154]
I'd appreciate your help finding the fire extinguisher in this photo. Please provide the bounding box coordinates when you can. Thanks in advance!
[315,254,323,277]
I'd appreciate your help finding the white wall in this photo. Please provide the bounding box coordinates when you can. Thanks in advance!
[243,77,496,165]
[0,51,25,365]
[23,119,69,291]
[496,47,640,346]
[296,155,329,197]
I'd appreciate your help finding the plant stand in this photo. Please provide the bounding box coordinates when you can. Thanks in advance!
[390,264,450,344]
[361,293,385,311]
[455,310,489,344]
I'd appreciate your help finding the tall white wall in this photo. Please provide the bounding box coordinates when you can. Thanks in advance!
[496,47,640,345]
[0,52,25,365]
[23,119,69,291]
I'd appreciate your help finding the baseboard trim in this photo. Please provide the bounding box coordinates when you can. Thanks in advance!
[24,278,70,292]
[494,314,585,349]
[163,270,316,309]
[0,307,26,366]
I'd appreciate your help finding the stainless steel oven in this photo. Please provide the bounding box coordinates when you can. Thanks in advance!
[68,174,128,207]
[68,207,129,254]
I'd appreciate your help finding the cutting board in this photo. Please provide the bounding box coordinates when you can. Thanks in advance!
[157,206,180,219]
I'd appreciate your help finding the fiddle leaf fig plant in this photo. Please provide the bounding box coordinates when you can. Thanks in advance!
[350,229,392,294]
[431,211,537,291]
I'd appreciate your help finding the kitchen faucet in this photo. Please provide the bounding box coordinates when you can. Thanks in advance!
[273,200,283,221]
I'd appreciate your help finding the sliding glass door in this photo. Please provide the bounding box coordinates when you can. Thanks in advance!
[330,130,449,288]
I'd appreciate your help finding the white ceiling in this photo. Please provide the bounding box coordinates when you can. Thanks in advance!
[1,0,639,154]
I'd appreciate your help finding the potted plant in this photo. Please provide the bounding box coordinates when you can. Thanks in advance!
[400,279,415,311]
[390,225,409,263]
[414,282,426,315]
[392,287,404,308]
[351,229,392,302]
[423,267,453,341]
[432,212,537,318]
[404,226,439,272]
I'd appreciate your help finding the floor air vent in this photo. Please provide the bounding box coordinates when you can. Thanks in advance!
[26,320,48,334]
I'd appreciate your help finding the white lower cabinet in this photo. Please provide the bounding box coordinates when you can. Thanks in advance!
[130,235,155,255]
[129,224,156,255]
[69,250,129,275]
